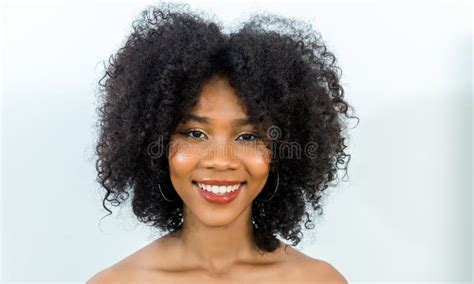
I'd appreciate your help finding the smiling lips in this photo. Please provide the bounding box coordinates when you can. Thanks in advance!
[194,180,244,186]
[193,181,245,204]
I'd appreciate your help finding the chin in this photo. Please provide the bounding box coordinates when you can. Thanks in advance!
[180,183,255,227]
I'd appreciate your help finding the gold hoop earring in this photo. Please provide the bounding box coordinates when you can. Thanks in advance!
[158,183,176,202]
[264,170,279,201]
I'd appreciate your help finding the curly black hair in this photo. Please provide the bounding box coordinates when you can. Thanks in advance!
[95,2,357,254]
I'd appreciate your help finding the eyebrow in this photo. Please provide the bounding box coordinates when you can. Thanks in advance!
[183,114,252,127]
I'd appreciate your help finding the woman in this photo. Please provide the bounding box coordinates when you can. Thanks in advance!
[89,2,355,283]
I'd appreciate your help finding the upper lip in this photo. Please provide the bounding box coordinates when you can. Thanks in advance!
[194,180,244,186]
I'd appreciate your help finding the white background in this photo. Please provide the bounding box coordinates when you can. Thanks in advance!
[1,0,472,282]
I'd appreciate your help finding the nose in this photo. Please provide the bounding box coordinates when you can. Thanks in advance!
[200,140,240,170]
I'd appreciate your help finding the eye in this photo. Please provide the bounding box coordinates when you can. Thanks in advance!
[179,129,207,139]
[237,133,260,142]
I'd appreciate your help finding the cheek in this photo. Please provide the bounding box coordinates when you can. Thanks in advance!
[241,144,272,180]
[168,140,199,181]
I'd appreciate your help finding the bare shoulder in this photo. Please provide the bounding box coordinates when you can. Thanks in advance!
[298,257,348,283]
[86,266,132,284]
[277,244,347,283]
[86,238,170,283]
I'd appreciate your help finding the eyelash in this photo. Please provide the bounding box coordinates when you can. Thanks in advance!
[178,129,261,142]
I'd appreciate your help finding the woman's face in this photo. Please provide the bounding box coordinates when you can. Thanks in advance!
[168,74,271,227]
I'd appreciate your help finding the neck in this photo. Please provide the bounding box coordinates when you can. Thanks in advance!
[173,204,261,275]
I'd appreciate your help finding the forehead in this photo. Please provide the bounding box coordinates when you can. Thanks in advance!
[182,113,252,128]
[185,74,249,124]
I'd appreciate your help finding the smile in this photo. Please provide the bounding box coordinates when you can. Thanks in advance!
[192,181,245,204]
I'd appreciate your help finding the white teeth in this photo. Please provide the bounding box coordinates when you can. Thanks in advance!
[196,183,242,194]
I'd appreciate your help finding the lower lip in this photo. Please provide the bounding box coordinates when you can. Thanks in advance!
[193,182,244,204]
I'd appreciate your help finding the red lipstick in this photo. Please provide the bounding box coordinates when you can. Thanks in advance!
[193,182,245,204]
[195,180,243,186]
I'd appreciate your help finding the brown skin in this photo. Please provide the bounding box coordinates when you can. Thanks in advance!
[88,74,347,283]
